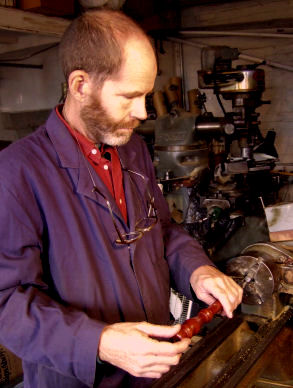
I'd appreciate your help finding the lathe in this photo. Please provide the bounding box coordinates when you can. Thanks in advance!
[152,242,293,388]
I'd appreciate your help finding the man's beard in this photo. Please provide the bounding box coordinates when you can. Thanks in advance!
[80,94,140,146]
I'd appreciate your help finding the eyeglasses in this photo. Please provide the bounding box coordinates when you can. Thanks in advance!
[72,131,158,245]
[92,168,158,245]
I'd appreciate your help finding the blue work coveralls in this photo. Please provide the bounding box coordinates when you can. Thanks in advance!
[0,108,212,387]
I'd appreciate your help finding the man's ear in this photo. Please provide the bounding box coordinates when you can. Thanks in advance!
[67,70,91,102]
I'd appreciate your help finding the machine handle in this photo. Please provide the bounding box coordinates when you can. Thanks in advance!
[172,300,223,342]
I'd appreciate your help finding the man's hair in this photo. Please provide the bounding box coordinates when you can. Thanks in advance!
[59,9,150,83]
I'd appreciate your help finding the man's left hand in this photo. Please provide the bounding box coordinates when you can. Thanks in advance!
[190,265,243,318]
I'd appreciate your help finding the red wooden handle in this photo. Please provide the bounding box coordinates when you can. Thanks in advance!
[172,300,223,342]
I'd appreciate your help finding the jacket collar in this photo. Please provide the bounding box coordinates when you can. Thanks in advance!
[46,107,137,169]
[45,108,138,225]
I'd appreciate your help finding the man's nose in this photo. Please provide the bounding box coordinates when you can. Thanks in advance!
[130,97,147,121]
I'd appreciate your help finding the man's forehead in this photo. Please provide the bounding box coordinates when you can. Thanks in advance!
[106,77,155,96]
[104,59,157,94]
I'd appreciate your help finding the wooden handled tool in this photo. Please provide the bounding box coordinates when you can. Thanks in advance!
[172,300,223,342]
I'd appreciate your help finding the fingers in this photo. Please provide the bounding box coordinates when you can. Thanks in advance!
[132,353,183,378]
[206,273,242,317]
[145,354,182,368]
[212,277,242,318]
[148,336,191,357]
[128,339,190,378]
[190,265,243,318]
[98,321,190,379]
[137,322,191,356]
[135,322,191,356]
[137,322,182,339]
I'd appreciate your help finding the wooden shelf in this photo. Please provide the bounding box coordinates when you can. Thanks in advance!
[0,6,69,37]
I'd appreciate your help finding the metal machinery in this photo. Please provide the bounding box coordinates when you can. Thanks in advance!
[139,46,293,387]
[226,242,293,316]
[152,46,279,255]
[152,242,293,388]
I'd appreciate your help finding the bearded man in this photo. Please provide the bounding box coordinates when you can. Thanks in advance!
[0,9,242,388]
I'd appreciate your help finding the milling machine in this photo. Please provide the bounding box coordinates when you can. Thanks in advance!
[152,46,279,254]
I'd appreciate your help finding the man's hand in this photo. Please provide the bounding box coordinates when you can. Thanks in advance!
[190,265,243,318]
[98,321,190,378]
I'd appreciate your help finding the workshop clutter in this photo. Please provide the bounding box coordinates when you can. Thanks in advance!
[17,0,75,16]
[0,0,16,7]
[152,77,184,117]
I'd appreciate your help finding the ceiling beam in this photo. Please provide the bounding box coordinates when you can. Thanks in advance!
[0,6,69,37]
[181,0,293,30]
[0,42,58,61]
[179,0,247,7]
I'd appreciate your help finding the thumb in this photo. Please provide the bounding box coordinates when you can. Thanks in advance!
[137,322,181,339]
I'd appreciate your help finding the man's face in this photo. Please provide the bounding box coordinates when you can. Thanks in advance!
[80,88,140,147]
[80,37,157,146]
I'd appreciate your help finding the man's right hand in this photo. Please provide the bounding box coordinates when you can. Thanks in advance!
[98,321,190,379]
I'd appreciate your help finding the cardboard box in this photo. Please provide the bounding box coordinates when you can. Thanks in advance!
[264,202,293,242]
[18,0,75,16]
